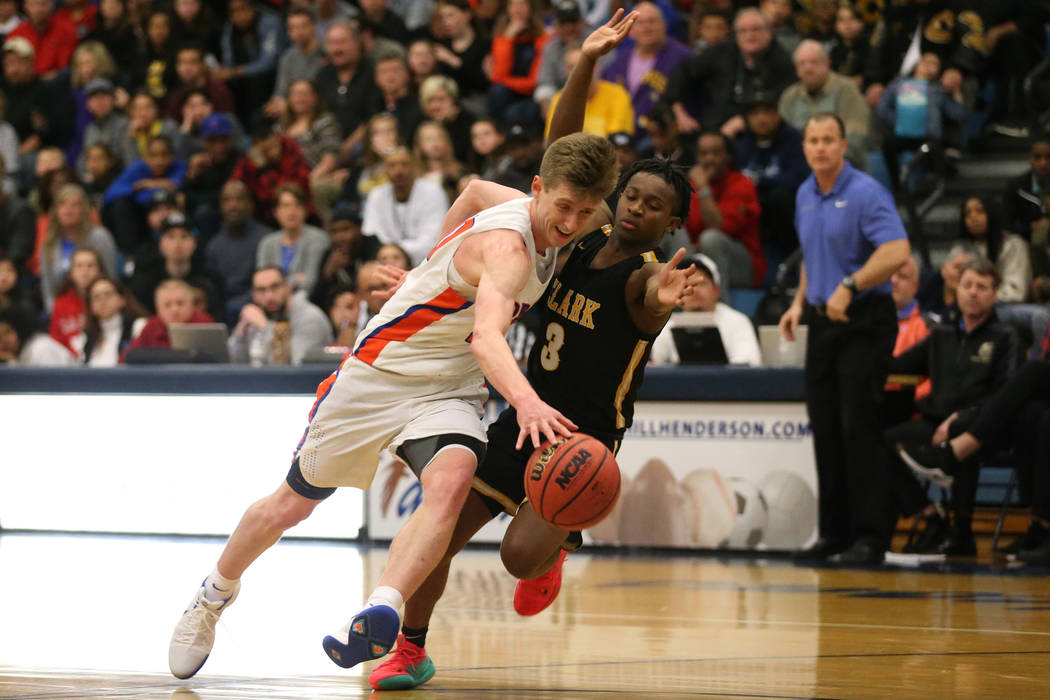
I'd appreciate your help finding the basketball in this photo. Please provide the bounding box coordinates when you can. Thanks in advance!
[525,433,620,529]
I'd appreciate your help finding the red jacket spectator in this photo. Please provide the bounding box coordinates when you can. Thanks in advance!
[48,288,85,352]
[490,32,550,96]
[9,13,78,75]
[126,309,214,351]
[53,2,97,37]
[686,169,766,286]
[230,134,313,225]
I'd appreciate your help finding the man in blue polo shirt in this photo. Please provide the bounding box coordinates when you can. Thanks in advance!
[779,112,911,564]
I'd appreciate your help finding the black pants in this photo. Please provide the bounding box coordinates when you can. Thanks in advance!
[804,293,897,547]
[968,360,1050,447]
[884,417,937,520]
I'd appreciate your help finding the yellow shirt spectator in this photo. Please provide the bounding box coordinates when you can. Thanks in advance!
[545,80,635,139]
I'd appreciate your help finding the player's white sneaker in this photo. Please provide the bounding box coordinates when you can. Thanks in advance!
[168,580,240,679]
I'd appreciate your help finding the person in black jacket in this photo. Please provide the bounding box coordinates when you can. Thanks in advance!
[1001,137,1050,241]
[665,7,795,139]
[888,258,1018,555]
[733,93,809,260]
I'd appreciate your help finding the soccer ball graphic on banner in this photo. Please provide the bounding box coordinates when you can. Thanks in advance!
[680,468,736,548]
[759,470,817,549]
[724,477,769,548]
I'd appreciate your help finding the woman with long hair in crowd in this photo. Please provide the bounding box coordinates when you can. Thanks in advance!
[341,113,401,205]
[84,0,142,86]
[278,79,345,223]
[959,194,1031,303]
[413,120,463,202]
[39,185,118,312]
[135,9,178,103]
[432,0,490,103]
[75,276,148,365]
[407,38,440,92]
[488,0,548,123]
[47,246,106,352]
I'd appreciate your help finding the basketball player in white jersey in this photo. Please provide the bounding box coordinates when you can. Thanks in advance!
[167,132,622,679]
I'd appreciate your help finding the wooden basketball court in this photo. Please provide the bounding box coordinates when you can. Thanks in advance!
[2,532,1048,698]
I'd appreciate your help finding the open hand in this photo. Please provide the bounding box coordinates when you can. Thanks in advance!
[656,247,696,308]
[581,8,639,61]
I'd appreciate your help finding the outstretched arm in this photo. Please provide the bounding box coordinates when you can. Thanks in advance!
[626,248,699,334]
[546,9,638,146]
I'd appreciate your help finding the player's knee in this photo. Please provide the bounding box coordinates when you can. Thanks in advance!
[500,539,542,579]
[422,465,475,511]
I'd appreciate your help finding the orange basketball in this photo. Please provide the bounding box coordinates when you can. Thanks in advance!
[524,433,620,529]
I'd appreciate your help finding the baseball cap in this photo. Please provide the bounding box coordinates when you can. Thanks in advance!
[85,78,115,96]
[554,0,582,22]
[3,37,34,59]
[160,211,191,235]
[506,121,540,143]
[149,188,178,211]
[330,201,363,226]
[681,252,721,287]
[200,113,233,138]
[608,131,636,149]
[744,90,778,110]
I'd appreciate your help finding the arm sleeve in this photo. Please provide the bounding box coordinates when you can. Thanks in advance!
[290,304,334,365]
[102,162,144,205]
[861,186,908,247]
[717,176,760,240]
[995,235,1032,303]
[238,14,285,77]
[533,41,561,103]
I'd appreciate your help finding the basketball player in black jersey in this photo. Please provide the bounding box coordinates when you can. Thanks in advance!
[366,13,699,691]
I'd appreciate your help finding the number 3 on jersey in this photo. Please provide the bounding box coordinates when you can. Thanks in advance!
[540,322,565,371]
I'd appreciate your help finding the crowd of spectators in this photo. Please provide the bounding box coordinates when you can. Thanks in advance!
[0,0,1049,558]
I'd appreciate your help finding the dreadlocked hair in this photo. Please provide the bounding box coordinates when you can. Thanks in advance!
[615,157,694,222]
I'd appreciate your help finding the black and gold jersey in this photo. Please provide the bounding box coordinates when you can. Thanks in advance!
[526,226,665,446]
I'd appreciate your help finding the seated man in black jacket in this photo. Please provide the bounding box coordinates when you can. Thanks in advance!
[886,258,1018,556]
[1001,137,1050,242]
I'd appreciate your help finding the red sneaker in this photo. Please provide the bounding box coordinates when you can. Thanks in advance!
[513,550,567,616]
[368,634,435,690]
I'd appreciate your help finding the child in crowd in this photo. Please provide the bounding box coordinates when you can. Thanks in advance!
[876,52,965,193]
[690,10,730,54]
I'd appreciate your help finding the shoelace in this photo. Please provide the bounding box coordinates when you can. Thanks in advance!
[392,641,426,667]
[173,602,221,645]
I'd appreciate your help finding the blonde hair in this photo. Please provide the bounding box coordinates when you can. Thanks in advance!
[72,41,118,89]
[539,133,620,199]
[419,74,459,105]
[45,184,95,263]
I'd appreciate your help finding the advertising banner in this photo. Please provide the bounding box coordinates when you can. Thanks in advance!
[368,401,818,551]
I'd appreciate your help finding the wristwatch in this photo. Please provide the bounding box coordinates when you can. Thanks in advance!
[841,275,858,293]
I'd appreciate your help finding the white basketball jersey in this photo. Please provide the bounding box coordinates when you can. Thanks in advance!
[352,197,556,379]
